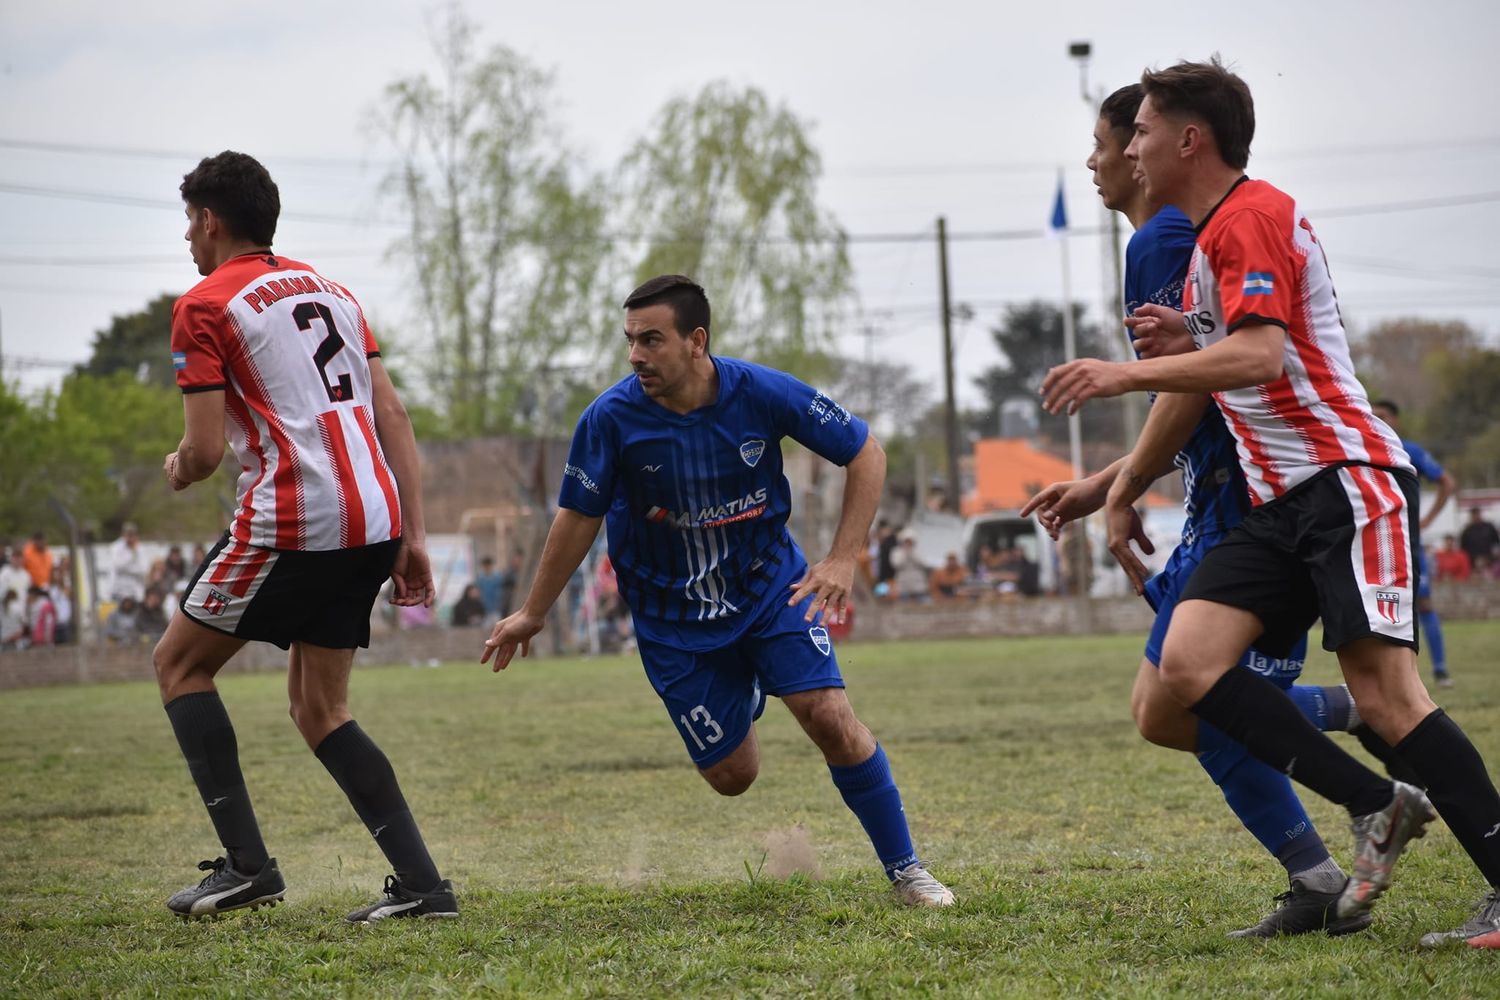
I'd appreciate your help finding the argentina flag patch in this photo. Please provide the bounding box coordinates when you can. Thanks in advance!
[1242,272,1275,296]
[171,351,188,371]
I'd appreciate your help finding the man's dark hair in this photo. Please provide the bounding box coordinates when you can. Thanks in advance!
[1372,399,1400,416]
[1139,57,1254,170]
[1099,84,1144,139]
[180,151,280,246]
[623,275,711,350]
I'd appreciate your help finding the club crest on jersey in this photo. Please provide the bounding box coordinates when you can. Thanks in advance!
[201,588,232,617]
[739,439,766,467]
[809,625,831,656]
[1376,590,1401,625]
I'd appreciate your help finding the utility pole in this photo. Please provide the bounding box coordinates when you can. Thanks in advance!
[936,216,961,515]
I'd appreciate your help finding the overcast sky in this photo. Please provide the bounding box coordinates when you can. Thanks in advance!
[3,0,1497,411]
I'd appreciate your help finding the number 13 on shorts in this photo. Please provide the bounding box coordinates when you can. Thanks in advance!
[679,704,724,752]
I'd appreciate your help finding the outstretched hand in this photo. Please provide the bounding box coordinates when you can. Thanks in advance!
[389,538,435,607]
[480,610,546,671]
[1040,359,1132,415]
[1020,477,1108,540]
[787,555,855,625]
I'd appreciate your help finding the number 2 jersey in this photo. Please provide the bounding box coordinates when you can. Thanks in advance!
[171,252,402,552]
[559,357,869,651]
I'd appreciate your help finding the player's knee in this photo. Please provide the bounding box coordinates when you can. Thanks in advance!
[152,639,190,696]
[798,698,861,754]
[702,762,757,796]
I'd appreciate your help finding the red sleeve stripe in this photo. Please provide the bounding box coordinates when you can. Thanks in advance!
[354,405,402,540]
[1349,466,1410,587]
[318,411,366,549]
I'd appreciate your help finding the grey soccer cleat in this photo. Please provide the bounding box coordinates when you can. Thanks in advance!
[346,875,459,923]
[1337,781,1438,919]
[167,856,285,917]
[890,863,955,907]
[1419,890,1500,949]
[1227,876,1373,938]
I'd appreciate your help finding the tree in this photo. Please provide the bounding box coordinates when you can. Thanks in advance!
[372,5,614,440]
[1353,317,1481,420]
[618,82,852,374]
[972,301,1125,450]
[76,293,181,389]
[1425,346,1500,488]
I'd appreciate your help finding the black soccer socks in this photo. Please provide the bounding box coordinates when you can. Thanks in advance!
[1190,666,1393,817]
[314,721,442,893]
[1397,709,1500,887]
[164,691,270,873]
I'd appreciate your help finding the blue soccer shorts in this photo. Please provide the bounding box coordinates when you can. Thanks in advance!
[1143,531,1308,688]
[635,593,846,769]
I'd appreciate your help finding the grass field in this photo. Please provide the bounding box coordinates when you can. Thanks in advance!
[2,624,1498,997]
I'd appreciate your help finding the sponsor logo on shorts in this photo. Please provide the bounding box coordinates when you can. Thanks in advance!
[809,625,831,656]
[740,439,766,467]
[202,588,233,617]
[1376,590,1401,625]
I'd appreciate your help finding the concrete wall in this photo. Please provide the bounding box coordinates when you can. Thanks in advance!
[4,582,1497,692]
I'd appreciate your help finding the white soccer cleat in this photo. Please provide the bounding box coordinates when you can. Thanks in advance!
[890,863,955,907]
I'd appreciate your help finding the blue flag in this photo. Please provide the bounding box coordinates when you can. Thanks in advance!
[1049,172,1068,232]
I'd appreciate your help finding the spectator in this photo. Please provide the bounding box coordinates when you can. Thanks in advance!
[136,587,169,642]
[20,531,53,590]
[475,556,503,617]
[162,545,189,593]
[451,584,487,627]
[498,551,525,618]
[189,542,209,568]
[890,530,929,602]
[1434,535,1472,582]
[929,552,968,600]
[49,566,74,645]
[0,542,30,607]
[0,589,26,649]
[26,586,57,647]
[1459,507,1499,572]
[873,520,898,587]
[108,522,149,602]
[104,596,140,644]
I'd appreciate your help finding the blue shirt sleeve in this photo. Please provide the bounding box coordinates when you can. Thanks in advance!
[558,400,617,517]
[1402,439,1445,483]
[764,369,869,466]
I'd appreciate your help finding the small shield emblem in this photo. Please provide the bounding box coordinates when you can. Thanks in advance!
[740,439,766,467]
[809,625,831,655]
[1375,590,1401,625]
[202,588,232,617]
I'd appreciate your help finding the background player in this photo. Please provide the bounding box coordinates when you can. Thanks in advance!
[1024,83,1367,938]
[481,275,953,907]
[1371,400,1456,687]
[1041,58,1500,946]
[155,151,456,923]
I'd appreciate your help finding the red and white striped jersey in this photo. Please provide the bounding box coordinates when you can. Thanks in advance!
[1182,178,1410,506]
[172,252,402,551]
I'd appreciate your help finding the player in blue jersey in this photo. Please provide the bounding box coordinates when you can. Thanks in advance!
[1023,84,1387,937]
[480,274,954,907]
[1372,400,1457,687]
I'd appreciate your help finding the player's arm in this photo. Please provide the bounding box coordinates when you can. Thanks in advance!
[366,358,435,608]
[481,508,602,670]
[1422,468,1456,533]
[788,434,885,625]
[1102,392,1211,595]
[164,390,225,490]
[1021,457,1127,540]
[1041,324,1285,414]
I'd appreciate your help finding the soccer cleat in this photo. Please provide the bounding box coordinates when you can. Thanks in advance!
[1337,781,1439,919]
[346,875,459,923]
[1227,877,1374,938]
[1419,890,1500,948]
[890,863,955,907]
[1435,674,1455,689]
[167,856,285,917]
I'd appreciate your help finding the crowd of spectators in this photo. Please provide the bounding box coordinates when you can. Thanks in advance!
[0,532,75,651]
[865,519,1044,604]
[1435,508,1500,582]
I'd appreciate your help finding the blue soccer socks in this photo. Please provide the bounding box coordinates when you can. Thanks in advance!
[1420,609,1449,679]
[828,745,919,878]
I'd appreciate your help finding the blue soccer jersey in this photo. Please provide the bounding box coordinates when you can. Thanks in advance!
[1402,438,1445,487]
[559,356,868,651]
[1126,206,1248,544]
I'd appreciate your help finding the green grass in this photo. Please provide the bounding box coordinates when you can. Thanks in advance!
[2,624,1498,997]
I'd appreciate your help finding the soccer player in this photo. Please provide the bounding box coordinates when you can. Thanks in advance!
[1024,83,1371,937]
[481,275,954,907]
[1041,59,1500,946]
[1371,400,1456,687]
[154,151,457,923]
